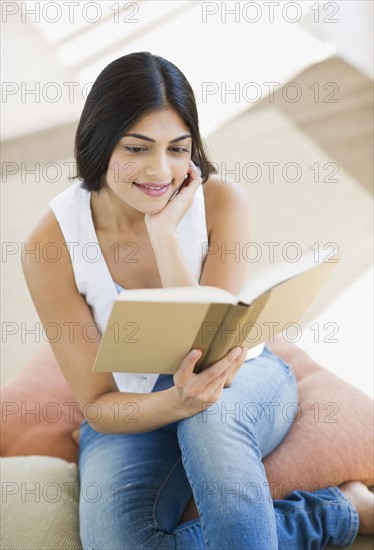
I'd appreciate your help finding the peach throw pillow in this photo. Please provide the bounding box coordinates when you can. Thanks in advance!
[1,343,83,463]
[264,337,374,499]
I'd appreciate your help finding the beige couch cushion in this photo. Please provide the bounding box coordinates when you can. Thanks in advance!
[0,456,82,550]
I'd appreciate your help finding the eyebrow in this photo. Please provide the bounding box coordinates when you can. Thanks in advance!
[123,133,192,143]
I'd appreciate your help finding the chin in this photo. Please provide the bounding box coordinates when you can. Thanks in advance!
[134,197,166,212]
[146,202,169,215]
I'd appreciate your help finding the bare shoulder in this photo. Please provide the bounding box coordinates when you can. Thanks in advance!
[25,207,64,243]
[202,173,250,236]
[202,173,249,209]
[22,207,76,290]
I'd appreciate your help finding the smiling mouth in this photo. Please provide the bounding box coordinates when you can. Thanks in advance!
[133,182,171,190]
[133,182,172,197]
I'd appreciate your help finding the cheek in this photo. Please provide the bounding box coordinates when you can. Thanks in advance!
[107,157,141,185]
[124,162,141,182]
[176,159,191,178]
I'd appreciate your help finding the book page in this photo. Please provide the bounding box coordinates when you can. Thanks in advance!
[238,248,342,305]
[116,285,237,304]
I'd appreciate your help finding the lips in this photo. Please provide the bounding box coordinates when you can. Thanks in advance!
[133,182,171,197]
[134,182,170,189]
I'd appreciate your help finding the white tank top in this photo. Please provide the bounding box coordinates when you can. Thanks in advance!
[49,181,264,393]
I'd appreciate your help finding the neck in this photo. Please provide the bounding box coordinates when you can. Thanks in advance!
[90,187,146,235]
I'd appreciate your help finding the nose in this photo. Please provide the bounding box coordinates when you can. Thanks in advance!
[144,151,171,182]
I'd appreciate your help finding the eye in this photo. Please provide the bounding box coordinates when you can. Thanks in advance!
[124,146,146,154]
[171,147,190,154]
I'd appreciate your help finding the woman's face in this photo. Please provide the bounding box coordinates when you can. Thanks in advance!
[104,107,192,214]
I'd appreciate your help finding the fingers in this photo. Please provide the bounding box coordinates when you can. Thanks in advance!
[175,346,246,397]
[199,347,242,382]
[173,347,247,416]
[205,347,247,392]
[223,348,248,387]
[174,349,201,385]
[190,347,240,392]
[191,161,202,178]
[186,161,202,184]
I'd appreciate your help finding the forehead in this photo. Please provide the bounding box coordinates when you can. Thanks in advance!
[129,108,190,135]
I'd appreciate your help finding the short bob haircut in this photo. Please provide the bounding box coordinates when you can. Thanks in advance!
[74,51,217,192]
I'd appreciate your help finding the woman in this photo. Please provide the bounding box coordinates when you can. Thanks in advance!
[22,51,373,549]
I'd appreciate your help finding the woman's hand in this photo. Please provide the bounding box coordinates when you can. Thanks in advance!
[171,346,248,417]
[223,347,248,387]
[191,347,248,390]
[144,160,202,234]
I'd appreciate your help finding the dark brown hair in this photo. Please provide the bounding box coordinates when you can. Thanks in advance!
[73,51,217,191]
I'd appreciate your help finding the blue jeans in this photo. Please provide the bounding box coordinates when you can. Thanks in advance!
[78,345,359,549]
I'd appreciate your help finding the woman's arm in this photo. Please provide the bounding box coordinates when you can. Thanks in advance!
[93,386,189,434]
[148,228,199,287]
[148,174,252,293]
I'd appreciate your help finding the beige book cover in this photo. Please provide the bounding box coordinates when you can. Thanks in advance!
[92,249,342,375]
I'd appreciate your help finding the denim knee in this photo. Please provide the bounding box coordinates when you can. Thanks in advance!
[177,387,269,435]
[177,359,299,462]
[176,395,261,462]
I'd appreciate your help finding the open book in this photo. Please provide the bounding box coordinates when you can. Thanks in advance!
[92,248,342,375]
